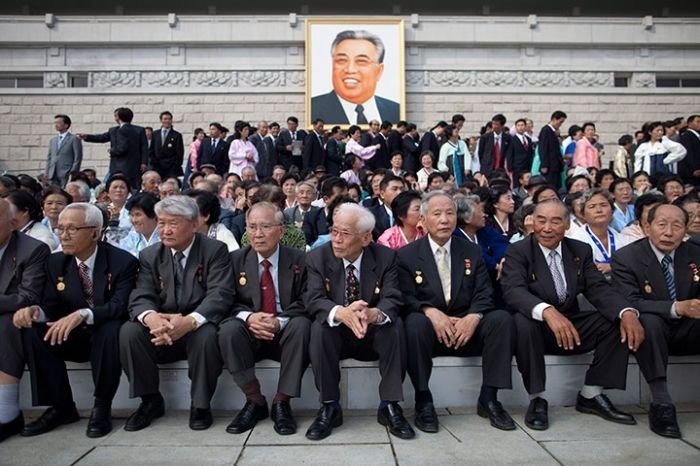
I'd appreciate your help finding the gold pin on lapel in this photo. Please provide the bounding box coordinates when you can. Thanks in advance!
[644,281,652,294]
[325,277,331,293]
[415,271,423,284]
[239,272,247,286]
[465,259,472,276]
[374,281,381,294]
[56,277,65,291]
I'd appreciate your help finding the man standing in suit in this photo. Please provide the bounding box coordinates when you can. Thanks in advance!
[360,120,380,147]
[311,30,400,125]
[120,196,234,432]
[368,121,392,170]
[78,108,120,179]
[149,111,184,179]
[18,203,138,439]
[478,114,512,175]
[388,121,407,154]
[199,122,230,176]
[612,204,700,438]
[0,199,50,442]
[420,121,447,167]
[304,203,414,440]
[679,115,700,187]
[218,202,310,435]
[250,121,275,180]
[45,114,82,188]
[109,108,149,189]
[398,191,516,432]
[401,124,420,173]
[537,111,567,190]
[276,117,307,172]
[324,126,344,177]
[368,175,405,241]
[302,177,348,246]
[303,119,326,175]
[508,118,534,187]
[501,199,644,430]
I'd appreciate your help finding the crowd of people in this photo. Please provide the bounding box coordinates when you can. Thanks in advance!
[0,107,699,446]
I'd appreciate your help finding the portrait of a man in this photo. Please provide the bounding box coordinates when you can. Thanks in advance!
[307,21,404,127]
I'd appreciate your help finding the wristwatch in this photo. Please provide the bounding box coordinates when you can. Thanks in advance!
[375,310,389,325]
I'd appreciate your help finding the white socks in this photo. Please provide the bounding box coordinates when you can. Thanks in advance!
[580,384,603,399]
[529,392,545,401]
[0,383,20,424]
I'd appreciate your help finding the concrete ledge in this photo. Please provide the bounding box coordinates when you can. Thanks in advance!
[20,355,700,411]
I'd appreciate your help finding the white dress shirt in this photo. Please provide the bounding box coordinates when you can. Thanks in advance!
[648,240,681,319]
[338,95,381,125]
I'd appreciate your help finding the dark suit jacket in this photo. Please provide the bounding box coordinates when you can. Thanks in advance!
[387,130,403,154]
[369,203,391,241]
[284,205,319,226]
[310,91,400,125]
[229,246,307,319]
[302,207,328,245]
[679,130,700,186]
[0,232,50,315]
[478,132,513,173]
[42,242,138,326]
[110,123,148,188]
[368,133,390,170]
[360,131,375,148]
[501,235,629,322]
[537,125,564,175]
[250,132,276,179]
[199,137,230,175]
[304,242,402,323]
[420,131,440,164]
[46,133,82,188]
[303,131,325,173]
[453,227,510,274]
[84,126,119,174]
[325,138,343,176]
[276,129,307,163]
[149,128,184,178]
[129,233,234,324]
[397,236,493,318]
[611,239,700,317]
[508,133,534,176]
[402,134,420,172]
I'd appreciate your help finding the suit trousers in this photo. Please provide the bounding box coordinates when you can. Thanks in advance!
[514,311,629,394]
[309,319,406,403]
[23,321,122,407]
[218,316,310,397]
[543,169,562,190]
[636,314,700,382]
[119,321,222,409]
[0,314,24,378]
[404,310,514,394]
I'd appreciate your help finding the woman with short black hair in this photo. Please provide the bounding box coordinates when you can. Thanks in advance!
[377,190,424,250]
[4,189,57,250]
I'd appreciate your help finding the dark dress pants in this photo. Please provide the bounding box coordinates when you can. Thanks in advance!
[0,313,24,378]
[636,313,700,383]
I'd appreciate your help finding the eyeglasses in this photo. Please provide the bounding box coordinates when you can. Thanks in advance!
[331,227,357,239]
[246,224,282,234]
[56,225,97,236]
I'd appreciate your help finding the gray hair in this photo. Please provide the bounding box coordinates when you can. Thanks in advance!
[159,179,181,193]
[246,201,285,226]
[334,202,375,234]
[453,194,481,225]
[66,180,91,202]
[533,198,569,218]
[580,188,614,216]
[420,190,457,217]
[193,179,218,194]
[331,30,385,64]
[141,170,161,183]
[296,181,317,194]
[241,166,257,176]
[60,202,104,231]
[154,195,199,222]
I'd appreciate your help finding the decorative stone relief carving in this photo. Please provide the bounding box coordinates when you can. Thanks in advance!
[429,71,475,87]
[631,72,655,88]
[142,71,190,87]
[406,71,427,86]
[522,72,565,87]
[91,71,141,88]
[44,72,67,88]
[238,71,282,87]
[190,71,234,87]
[476,71,520,87]
[567,72,613,87]
[286,71,305,87]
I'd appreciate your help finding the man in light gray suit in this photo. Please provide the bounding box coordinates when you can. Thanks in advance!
[45,114,82,188]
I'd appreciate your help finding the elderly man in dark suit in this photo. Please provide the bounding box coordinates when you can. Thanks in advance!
[120,195,234,432]
[0,199,50,443]
[612,204,700,438]
[19,203,138,439]
[501,199,644,431]
[218,202,310,435]
[45,114,82,188]
[149,111,184,179]
[304,203,414,441]
[537,111,567,190]
[399,191,516,433]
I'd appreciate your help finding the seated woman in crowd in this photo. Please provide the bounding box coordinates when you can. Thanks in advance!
[347,183,362,203]
[40,185,72,245]
[377,190,424,250]
[532,185,559,204]
[280,173,299,210]
[102,174,133,246]
[188,189,240,253]
[673,192,700,239]
[119,192,160,257]
[340,154,362,186]
[158,179,181,200]
[658,175,685,203]
[610,178,635,232]
[631,170,652,197]
[565,190,586,236]
[509,203,535,243]
[595,169,616,191]
[389,152,406,178]
[416,151,437,191]
[485,185,517,238]
[566,174,593,194]
[5,189,57,250]
[634,121,687,178]
[620,192,667,243]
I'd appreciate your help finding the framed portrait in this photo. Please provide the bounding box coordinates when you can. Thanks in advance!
[305,18,406,129]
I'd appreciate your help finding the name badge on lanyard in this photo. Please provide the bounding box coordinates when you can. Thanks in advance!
[585,225,615,263]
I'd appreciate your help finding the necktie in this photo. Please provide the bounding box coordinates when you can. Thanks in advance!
[346,264,360,305]
[661,255,676,301]
[162,129,167,146]
[548,250,567,304]
[355,105,368,125]
[494,137,501,169]
[436,246,451,305]
[260,259,276,314]
[211,139,217,151]
[174,251,185,305]
[522,136,528,150]
[57,134,64,149]
[78,262,94,308]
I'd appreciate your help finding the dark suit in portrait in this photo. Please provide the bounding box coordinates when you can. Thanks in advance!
[478,132,512,174]
[199,136,230,176]
[538,125,564,190]
[508,133,534,184]
[23,243,138,411]
[402,134,420,173]
[325,138,343,177]
[276,129,307,172]
[310,91,400,125]
[149,127,184,179]
[110,123,149,189]
[303,131,326,175]
[46,132,82,188]
[120,234,234,410]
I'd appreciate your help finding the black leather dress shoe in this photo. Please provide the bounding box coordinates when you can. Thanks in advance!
[649,403,681,439]
[378,402,415,440]
[271,401,296,435]
[0,412,24,442]
[525,397,549,431]
[124,394,165,432]
[226,400,268,434]
[21,405,80,437]
[189,407,213,431]
[477,399,516,431]
[414,401,439,433]
[305,404,343,441]
[86,405,112,438]
[575,393,636,425]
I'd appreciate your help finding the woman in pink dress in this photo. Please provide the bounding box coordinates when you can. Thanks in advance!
[573,122,600,169]
[228,121,258,176]
[345,125,380,166]
[377,190,425,250]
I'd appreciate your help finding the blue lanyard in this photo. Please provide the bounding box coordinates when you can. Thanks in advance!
[585,225,615,263]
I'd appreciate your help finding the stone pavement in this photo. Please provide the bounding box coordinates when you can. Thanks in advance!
[2,405,700,466]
